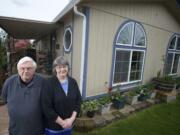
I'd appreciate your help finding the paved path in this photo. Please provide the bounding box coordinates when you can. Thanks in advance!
[0,105,9,135]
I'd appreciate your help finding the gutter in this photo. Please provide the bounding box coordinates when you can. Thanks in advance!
[74,5,87,96]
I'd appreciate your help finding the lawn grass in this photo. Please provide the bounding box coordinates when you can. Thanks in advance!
[73,95,180,135]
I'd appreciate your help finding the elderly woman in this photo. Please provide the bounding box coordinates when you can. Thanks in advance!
[41,56,81,135]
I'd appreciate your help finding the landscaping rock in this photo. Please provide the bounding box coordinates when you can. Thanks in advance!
[102,113,115,123]
[119,105,135,116]
[93,115,106,127]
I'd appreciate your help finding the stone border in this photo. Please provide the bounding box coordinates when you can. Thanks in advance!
[75,99,161,132]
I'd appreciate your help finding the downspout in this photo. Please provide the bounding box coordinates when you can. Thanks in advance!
[74,5,86,96]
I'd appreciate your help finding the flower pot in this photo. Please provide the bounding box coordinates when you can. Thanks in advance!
[127,95,139,105]
[112,99,125,109]
[86,111,95,118]
[99,103,111,115]
[150,91,156,99]
[138,94,148,101]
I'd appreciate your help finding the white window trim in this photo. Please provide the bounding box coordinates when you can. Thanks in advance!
[168,35,177,51]
[176,36,180,51]
[133,23,147,48]
[116,22,134,46]
[168,52,180,75]
[112,48,145,87]
[63,27,72,52]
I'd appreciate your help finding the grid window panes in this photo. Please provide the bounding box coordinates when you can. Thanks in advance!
[134,24,146,47]
[166,35,180,75]
[130,51,144,81]
[176,37,180,50]
[169,37,176,50]
[63,28,72,51]
[172,54,180,74]
[113,21,146,85]
[165,53,173,74]
[116,22,133,45]
[114,50,130,83]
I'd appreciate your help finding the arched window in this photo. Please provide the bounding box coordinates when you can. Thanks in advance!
[165,35,180,75]
[112,21,146,86]
[63,27,72,52]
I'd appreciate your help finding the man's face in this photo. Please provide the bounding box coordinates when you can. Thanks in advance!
[18,61,35,83]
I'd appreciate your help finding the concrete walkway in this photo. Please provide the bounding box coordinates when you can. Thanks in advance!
[0,105,9,135]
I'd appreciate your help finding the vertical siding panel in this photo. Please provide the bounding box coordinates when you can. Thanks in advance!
[85,2,180,97]
[72,14,83,86]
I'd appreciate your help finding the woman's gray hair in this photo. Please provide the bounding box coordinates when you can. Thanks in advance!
[52,56,70,74]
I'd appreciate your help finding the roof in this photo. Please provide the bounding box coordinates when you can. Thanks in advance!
[0,0,179,39]
[0,16,58,39]
[53,0,180,23]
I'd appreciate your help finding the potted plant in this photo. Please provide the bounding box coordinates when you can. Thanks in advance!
[143,83,156,99]
[138,87,149,101]
[81,100,99,118]
[175,77,180,90]
[153,72,176,92]
[98,95,112,115]
[126,86,141,105]
[111,91,125,109]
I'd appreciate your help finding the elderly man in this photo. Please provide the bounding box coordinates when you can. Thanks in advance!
[1,56,45,135]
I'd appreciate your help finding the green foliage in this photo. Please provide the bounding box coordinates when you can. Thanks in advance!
[81,100,99,112]
[74,95,180,135]
[110,91,125,101]
[0,29,7,69]
[0,43,7,69]
[98,95,111,105]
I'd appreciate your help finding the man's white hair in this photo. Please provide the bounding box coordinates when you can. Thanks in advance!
[17,56,37,69]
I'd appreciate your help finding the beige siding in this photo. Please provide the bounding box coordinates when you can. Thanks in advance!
[56,12,83,88]
[85,3,180,97]
[71,14,83,87]
[60,13,73,73]
[86,2,180,33]
[86,9,125,97]
[143,26,172,83]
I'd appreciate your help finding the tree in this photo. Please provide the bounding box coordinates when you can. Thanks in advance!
[0,28,7,69]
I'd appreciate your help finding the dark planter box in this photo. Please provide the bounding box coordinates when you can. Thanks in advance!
[87,111,95,118]
[153,78,176,92]
[138,94,148,101]
[112,99,125,109]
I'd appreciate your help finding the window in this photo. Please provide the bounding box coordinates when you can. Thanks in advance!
[165,35,180,75]
[63,27,72,52]
[113,21,146,86]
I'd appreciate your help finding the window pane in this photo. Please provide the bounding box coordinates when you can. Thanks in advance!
[176,37,180,50]
[169,37,176,49]
[134,24,146,47]
[64,28,72,51]
[116,23,133,45]
[172,54,180,74]
[130,51,144,81]
[165,53,173,74]
[113,50,130,83]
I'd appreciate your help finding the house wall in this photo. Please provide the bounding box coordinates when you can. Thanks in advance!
[61,12,74,69]
[85,2,180,97]
[55,26,64,57]
[56,11,83,89]
[71,14,83,86]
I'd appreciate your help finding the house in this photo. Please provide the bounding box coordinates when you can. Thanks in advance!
[1,0,180,99]
[34,0,180,99]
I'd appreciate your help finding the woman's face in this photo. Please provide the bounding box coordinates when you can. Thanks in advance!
[55,65,68,79]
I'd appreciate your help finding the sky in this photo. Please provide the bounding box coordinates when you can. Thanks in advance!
[0,0,70,22]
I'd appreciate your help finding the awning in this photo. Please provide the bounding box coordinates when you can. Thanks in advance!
[0,16,59,39]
